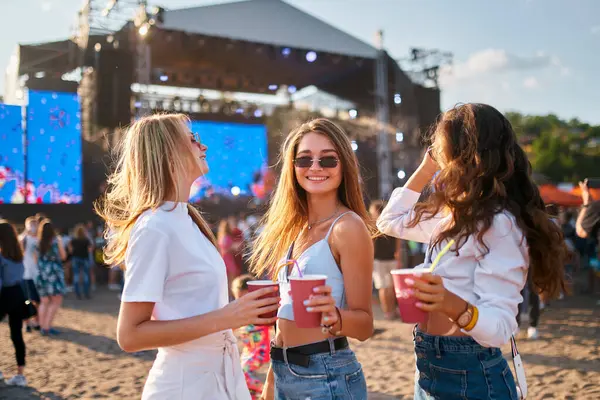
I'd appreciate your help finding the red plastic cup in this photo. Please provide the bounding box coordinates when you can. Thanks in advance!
[247,280,279,326]
[391,269,429,324]
[289,274,327,328]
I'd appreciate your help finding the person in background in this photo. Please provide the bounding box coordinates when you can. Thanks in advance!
[20,217,41,332]
[85,220,97,291]
[229,215,246,274]
[560,209,579,277]
[34,219,67,336]
[369,200,401,320]
[231,274,272,400]
[60,227,73,293]
[217,219,242,295]
[0,220,29,386]
[69,224,93,299]
[575,179,600,296]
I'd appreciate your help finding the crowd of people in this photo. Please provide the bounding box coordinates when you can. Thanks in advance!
[0,213,121,386]
[1,104,598,400]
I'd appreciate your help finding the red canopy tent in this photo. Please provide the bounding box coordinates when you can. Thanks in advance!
[539,184,583,207]
[571,186,600,202]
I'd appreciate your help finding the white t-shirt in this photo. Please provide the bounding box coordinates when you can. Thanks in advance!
[22,235,39,280]
[121,202,230,350]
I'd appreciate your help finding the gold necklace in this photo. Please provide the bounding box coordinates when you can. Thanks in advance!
[307,206,340,230]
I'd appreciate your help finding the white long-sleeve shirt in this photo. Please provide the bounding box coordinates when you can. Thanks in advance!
[377,188,528,348]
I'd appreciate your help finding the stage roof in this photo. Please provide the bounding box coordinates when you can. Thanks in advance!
[163,0,378,59]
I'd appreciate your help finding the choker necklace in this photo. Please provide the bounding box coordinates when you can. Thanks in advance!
[307,206,340,230]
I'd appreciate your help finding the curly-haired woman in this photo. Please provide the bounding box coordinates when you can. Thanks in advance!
[378,103,568,399]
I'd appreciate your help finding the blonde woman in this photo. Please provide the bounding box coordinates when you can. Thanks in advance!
[250,118,375,400]
[96,114,279,400]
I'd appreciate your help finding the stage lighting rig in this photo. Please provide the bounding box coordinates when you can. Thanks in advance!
[397,47,453,89]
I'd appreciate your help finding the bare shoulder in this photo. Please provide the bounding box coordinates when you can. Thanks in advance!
[330,212,372,245]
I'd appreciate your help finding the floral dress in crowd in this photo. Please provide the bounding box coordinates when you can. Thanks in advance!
[239,324,271,399]
[34,242,66,297]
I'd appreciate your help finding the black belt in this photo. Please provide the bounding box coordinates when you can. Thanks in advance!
[270,337,349,368]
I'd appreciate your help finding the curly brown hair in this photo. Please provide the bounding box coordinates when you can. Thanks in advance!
[411,103,567,298]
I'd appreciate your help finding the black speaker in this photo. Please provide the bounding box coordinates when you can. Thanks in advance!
[95,48,134,129]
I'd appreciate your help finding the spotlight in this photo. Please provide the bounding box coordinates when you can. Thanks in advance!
[268,84,278,91]
[235,108,244,114]
[159,75,168,82]
[306,51,317,63]
[254,109,263,118]
[288,85,297,94]
[282,47,291,57]
[397,170,406,180]
[348,109,358,119]
[396,132,404,142]
[231,186,241,196]
[394,93,402,105]
[351,141,358,151]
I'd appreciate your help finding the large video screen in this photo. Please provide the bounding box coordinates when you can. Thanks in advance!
[189,121,268,201]
[0,104,25,204]
[26,90,82,204]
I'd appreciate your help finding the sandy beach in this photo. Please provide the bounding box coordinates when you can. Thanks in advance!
[1,288,599,399]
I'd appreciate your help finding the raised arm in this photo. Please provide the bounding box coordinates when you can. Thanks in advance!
[377,153,442,243]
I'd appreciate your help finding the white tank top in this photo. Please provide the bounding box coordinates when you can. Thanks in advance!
[277,212,353,321]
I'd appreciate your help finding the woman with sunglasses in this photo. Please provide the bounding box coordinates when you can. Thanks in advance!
[377,104,567,399]
[250,118,375,400]
[96,114,280,400]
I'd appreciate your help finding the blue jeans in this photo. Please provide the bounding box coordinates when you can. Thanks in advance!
[71,257,91,297]
[414,329,518,400]
[272,340,367,400]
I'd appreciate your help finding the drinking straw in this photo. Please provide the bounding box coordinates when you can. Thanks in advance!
[273,259,303,281]
[427,239,455,273]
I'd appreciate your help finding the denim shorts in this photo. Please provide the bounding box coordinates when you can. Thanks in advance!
[413,329,518,400]
[272,341,367,400]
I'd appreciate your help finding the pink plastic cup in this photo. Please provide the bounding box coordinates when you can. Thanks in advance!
[289,274,327,328]
[247,280,279,326]
[391,269,429,324]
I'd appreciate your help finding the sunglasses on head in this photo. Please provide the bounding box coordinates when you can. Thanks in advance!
[293,156,339,169]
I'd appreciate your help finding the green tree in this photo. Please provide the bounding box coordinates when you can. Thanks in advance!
[507,112,600,183]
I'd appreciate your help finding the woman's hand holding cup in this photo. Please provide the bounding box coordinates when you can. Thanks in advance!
[304,285,340,333]
[222,286,279,329]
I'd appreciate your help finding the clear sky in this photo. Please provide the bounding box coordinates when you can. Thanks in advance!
[2,0,599,123]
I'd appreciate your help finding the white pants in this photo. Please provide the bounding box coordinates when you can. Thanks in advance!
[142,331,251,400]
[373,259,396,289]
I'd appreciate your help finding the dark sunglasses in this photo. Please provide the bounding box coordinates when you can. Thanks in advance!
[190,132,202,145]
[293,156,339,169]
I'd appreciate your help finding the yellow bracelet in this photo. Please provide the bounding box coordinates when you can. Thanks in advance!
[463,305,479,332]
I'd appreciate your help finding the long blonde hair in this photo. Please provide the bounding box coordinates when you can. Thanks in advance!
[95,113,216,267]
[249,118,374,279]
